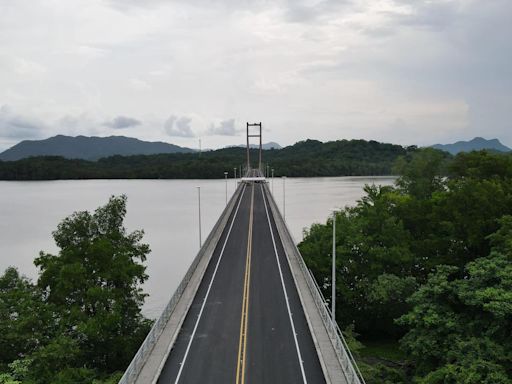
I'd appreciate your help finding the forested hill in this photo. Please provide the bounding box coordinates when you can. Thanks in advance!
[0,139,415,180]
[0,135,194,161]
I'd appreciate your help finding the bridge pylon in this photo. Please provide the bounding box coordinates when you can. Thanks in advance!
[246,122,262,174]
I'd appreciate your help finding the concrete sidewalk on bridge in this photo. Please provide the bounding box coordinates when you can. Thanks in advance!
[133,185,244,384]
[265,184,349,384]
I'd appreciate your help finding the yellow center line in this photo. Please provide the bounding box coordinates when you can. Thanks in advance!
[236,182,255,384]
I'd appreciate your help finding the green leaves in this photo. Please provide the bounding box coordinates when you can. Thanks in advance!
[299,149,512,382]
[0,268,53,367]
[398,254,512,380]
[0,195,151,382]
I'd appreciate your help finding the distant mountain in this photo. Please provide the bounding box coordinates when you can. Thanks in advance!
[228,142,282,150]
[431,137,511,155]
[0,135,195,161]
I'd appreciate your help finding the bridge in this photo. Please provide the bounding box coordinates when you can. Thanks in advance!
[119,124,365,384]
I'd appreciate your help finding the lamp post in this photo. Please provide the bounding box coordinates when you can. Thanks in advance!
[332,209,336,324]
[282,176,286,220]
[197,186,202,249]
[234,167,237,189]
[224,172,228,205]
[271,168,274,194]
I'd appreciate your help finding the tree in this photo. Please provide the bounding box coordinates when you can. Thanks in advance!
[0,268,52,369]
[299,149,512,381]
[300,184,417,338]
[397,253,512,383]
[394,148,449,200]
[33,195,151,376]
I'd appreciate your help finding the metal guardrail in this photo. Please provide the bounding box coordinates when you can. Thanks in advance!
[307,268,366,384]
[265,185,366,384]
[119,184,243,384]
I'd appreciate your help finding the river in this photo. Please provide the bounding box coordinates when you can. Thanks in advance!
[0,176,395,317]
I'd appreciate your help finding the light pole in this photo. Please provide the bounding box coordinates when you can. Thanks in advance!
[271,168,274,194]
[197,186,202,249]
[332,209,336,324]
[282,176,286,220]
[234,167,237,189]
[224,172,228,205]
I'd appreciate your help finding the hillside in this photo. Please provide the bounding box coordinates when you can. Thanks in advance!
[229,142,282,150]
[0,135,194,161]
[0,138,414,180]
[431,137,510,155]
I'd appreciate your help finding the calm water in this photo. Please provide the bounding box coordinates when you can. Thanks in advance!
[0,176,394,317]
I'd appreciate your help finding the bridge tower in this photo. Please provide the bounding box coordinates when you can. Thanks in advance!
[246,122,262,174]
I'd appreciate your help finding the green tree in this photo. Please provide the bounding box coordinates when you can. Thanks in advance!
[300,184,417,338]
[488,215,512,256]
[299,149,512,381]
[33,195,151,377]
[394,148,448,200]
[397,254,512,383]
[0,268,52,369]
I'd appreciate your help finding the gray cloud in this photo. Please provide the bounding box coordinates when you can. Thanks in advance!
[164,115,195,137]
[104,115,142,129]
[284,0,354,23]
[0,105,45,139]
[392,0,460,29]
[0,0,511,149]
[208,119,237,136]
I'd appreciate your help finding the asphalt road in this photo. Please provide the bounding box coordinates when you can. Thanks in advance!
[158,182,325,383]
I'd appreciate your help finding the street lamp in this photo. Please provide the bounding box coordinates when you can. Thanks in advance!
[331,209,337,324]
[234,167,237,189]
[271,168,274,194]
[197,186,202,249]
[224,172,228,205]
[282,176,286,220]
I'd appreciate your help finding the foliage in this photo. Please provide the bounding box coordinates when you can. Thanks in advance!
[0,196,151,383]
[0,269,52,368]
[34,195,151,373]
[394,147,449,199]
[300,184,419,338]
[360,363,408,384]
[398,253,512,383]
[299,149,512,381]
[0,139,414,180]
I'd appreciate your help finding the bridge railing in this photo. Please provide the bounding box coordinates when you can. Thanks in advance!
[306,268,367,384]
[118,261,190,384]
[119,184,244,384]
[265,184,366,384]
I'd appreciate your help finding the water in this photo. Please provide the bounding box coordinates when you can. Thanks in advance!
[0,176,395,318]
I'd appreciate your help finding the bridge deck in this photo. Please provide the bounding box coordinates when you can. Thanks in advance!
[157,182,326,383]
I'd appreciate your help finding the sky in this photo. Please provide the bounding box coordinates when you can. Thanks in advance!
[0,0,511,151]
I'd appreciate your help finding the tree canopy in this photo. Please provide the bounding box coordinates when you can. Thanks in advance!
[0,196,151,383]
[299,149,512,382]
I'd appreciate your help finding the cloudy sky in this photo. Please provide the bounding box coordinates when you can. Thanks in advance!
[0,0,510,151]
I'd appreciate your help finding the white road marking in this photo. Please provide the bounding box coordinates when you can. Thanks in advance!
[174,184,247,384]
[261,184,308,384]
